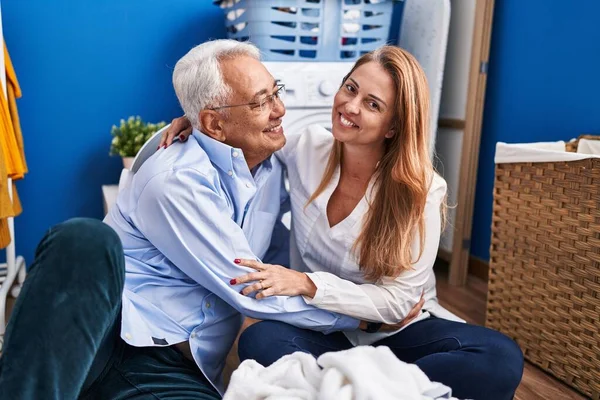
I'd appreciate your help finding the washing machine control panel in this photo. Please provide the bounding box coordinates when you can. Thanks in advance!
[264,62,354,109]
[318,80,337,97]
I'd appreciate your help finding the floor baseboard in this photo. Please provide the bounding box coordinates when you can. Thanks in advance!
[468,256,489,282]
[436,251,489,282]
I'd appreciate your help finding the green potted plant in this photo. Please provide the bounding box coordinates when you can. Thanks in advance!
[110,116,167,169]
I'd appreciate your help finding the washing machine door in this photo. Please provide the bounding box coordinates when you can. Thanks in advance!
[283,110,332,137]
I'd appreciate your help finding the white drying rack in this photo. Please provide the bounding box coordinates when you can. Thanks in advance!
[0,181,26,351]
[0,4,26,351]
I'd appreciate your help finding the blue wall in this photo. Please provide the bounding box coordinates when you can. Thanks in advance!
[470,0,600,260]
[2,1,225,263]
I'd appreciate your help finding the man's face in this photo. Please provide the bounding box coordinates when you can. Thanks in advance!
[219,55,286,167]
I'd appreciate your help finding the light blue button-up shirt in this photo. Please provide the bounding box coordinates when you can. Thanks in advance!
[104,129,359,394]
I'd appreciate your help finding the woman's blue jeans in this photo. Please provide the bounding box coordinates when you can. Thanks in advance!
[0,218,219,399]
[239,317,524,400]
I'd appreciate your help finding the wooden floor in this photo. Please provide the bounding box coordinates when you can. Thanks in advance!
[434,263,588,400]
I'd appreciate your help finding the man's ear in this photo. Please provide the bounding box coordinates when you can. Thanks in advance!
[199,110,226,142]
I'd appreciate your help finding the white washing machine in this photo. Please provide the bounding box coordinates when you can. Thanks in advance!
[264,62,354,136]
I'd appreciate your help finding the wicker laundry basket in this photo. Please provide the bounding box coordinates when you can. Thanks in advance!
[486,135,600,399]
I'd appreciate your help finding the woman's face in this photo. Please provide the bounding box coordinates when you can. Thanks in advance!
[331,61,396,148]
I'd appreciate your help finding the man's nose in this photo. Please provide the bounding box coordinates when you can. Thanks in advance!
[271,97,286,118]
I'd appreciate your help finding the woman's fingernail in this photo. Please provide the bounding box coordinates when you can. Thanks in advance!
[230,279,237,285]
[234,259,241,264]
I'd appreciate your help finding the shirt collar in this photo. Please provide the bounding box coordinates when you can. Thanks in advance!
[258,155,273,171]
[193,129,235,174]
[192,129,273,175]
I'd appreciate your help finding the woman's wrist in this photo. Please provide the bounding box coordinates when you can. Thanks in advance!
[301,273,317,299]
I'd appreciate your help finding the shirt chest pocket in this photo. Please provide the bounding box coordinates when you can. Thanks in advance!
[244,211,278,259]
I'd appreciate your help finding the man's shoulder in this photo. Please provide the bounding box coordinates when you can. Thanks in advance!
[130,141,221,197]
[150,141,216,175]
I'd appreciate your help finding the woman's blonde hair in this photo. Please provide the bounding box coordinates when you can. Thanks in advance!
[307,46,441,281]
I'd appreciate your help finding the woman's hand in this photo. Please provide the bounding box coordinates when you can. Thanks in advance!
[231,259,317,300]
[159,116,192,148]
[380,291,425,331]
[357,292,425,332]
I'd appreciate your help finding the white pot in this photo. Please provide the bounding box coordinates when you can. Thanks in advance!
[122,157,134,170]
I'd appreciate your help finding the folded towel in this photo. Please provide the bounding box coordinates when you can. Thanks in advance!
[495,141,600,164]
[576,138,600,156]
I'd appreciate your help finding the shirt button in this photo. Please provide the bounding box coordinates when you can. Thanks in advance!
[232,151,239,158]
[125,333,132,340]
[227,170,233,176]
[206,302,211,308]
[245,183,251,188]
[191,333,196,339]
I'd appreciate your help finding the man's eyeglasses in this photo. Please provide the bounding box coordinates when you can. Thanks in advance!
[208,84,286,113]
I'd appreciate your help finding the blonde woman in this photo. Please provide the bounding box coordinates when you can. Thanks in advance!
[164,46,523,400]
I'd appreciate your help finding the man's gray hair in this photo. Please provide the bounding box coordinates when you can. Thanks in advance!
[173,39,261,131]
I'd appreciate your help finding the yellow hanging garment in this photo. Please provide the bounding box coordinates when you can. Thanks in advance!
[0,43,26,248]
[5,44,26,178]
[0,136,12,249]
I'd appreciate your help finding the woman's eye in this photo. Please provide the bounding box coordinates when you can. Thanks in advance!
[368,101,379,110]
[345,84,356,93]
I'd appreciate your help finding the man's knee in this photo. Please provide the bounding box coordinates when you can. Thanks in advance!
[36,218,125,289]
[52,218,122,252]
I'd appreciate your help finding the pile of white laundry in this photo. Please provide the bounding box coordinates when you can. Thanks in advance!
[224,346,461,400]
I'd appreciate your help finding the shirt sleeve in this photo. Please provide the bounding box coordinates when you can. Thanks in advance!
[302,177,447,324]
[131,167,359,333]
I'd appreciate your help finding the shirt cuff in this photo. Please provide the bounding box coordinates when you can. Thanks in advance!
[334,314,361,331]
[302,273,360,332]
[302,272,325,305]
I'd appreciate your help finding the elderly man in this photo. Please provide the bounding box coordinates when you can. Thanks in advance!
[0,40,360,400]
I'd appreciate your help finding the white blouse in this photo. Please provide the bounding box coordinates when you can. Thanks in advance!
[277,125,463,346]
